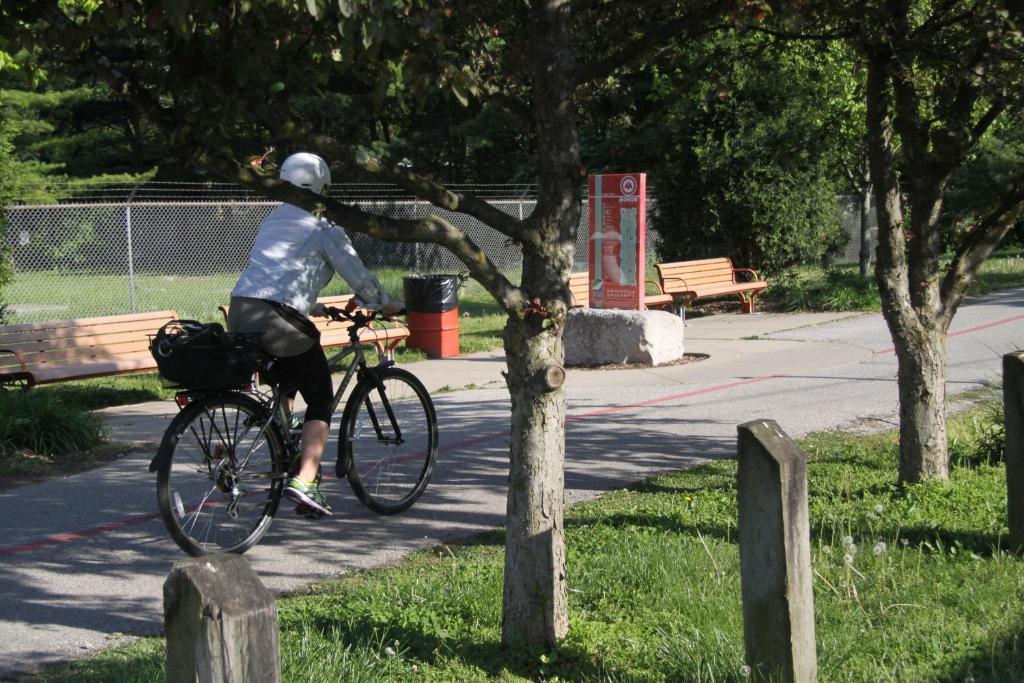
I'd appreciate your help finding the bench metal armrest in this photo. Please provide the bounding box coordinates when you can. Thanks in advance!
[733,268,761,282]
[645,279,667,295]
[0,348,28,375]
[0,348,34,389]
[660,275,691,289]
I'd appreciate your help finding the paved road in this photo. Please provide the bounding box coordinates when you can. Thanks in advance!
[2,288,1023,678]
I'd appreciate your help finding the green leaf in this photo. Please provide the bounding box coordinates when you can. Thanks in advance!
[267,82,286,94]
[337,0,356,18]
[451,81,470,107]
[305,0,322,19]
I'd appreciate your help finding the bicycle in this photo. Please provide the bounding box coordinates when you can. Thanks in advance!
[148,306,439,557]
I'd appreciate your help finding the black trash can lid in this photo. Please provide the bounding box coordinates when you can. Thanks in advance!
[403,274,460,313]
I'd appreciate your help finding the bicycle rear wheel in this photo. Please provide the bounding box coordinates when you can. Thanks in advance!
[339,367,438,514]
[156,392,287,556]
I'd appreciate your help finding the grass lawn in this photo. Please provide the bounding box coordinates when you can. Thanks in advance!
[9,247,1024,413]
[7,270,506,412]
[764,247,1024,312]
[30,398,1024,682]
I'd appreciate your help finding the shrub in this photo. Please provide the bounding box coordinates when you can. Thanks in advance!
[647,34,849,275]
[950,400,1006,468]
[0,391,104,459]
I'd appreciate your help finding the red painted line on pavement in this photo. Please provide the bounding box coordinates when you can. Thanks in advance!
[439,375,782,450]
[0,375,779,558]
[6,309,1020,558]
[0,511,161,558]
[566,375,781,420]
[874,312,1024,355]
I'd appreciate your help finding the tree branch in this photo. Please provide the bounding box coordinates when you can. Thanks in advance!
[220,157,526,313]
[739,25,855,42]
[571,3,729,85]
[939,181,1024,325]
[971,102,1005,143]
[354,150,530,241]
[85,38,528,314]
[890,58,931,183]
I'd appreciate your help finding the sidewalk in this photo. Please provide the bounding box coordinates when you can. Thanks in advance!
[5,291,1024,677]
[98,309,867,445]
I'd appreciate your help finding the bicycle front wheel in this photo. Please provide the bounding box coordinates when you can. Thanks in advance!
[339,367,438,514]
[156,392,287,556]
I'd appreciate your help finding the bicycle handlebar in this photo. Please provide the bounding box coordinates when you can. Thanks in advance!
[321,305,406,327]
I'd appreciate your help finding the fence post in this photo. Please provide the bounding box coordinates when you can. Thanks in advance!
[124,182,140,313]
[164,554,281,683]
[736,419,817,682]
[1005,352,1024,552]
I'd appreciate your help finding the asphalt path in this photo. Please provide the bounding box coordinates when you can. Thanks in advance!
[2,287,1024,678]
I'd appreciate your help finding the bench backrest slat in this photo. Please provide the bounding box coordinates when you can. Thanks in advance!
[0,325,165,348]
[0,310,177,377]
[0,345,155,370]
[568,273,589,308]
[657,258,736,290]
[0,311,177,335]
[0,339,154,366]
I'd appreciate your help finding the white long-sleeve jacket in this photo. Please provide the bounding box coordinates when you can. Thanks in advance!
[231,204,392,315]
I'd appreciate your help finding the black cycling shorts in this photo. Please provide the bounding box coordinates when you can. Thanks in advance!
[274,343,333,424]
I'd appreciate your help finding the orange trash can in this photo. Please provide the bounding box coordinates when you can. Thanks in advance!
[407,308,460,358]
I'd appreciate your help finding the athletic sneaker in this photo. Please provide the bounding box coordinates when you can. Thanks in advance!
[283,477,333,516]
[293,502,325,519]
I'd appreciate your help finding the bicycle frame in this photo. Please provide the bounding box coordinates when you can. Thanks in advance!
[236,339,397,472]
[150,308,397,474]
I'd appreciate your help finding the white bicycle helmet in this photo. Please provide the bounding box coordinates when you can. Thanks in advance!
[279,152,331,195]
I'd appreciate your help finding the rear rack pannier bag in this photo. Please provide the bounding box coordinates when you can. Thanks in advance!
[150,320,260,390]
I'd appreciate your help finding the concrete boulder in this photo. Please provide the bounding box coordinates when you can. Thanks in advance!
[564,308,684,367]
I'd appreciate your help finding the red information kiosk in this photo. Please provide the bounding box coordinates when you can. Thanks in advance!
[587,173,647,309]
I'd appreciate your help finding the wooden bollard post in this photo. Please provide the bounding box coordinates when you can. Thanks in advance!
[736,419,817,682]
[1005,352,1024,553]
[164,554,280,683]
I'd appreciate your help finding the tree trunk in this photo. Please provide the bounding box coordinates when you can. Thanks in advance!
[499,0,577,648]
[865,46,951,484]
[501,313,568,647]
[893,326,949,482]
[858,185,872,279]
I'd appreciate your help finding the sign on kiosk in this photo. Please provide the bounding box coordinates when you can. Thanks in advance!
[588,173,647,309]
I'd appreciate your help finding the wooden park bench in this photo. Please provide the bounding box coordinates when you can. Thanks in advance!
[567,272,675,310]
[0,310,178,390]
[655,257,768,318]
[218,294,410,357]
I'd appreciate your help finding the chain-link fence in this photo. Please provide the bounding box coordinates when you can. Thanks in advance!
[838,193,878,266]
[3,181,869,324]
[2,182,615,323]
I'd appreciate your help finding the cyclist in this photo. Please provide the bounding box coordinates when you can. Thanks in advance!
[227,151,403,518]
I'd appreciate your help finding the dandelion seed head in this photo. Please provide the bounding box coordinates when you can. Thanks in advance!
[847,543,858,555]
[842,535,853,545]
[822,546,833,555]
[843,553,854,565]
[873,541,887,556]
[740,664,752,678]
[873,504,885,514]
